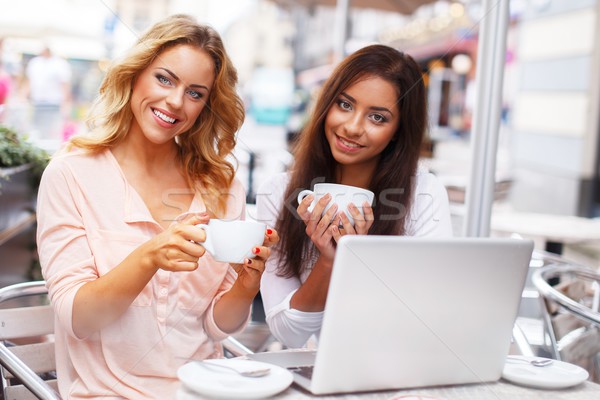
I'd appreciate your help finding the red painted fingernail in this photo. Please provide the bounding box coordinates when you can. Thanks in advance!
[266,228,273,235]
[252,247,260,254]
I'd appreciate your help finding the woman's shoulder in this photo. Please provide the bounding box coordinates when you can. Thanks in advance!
[45,147,108,175]
[413,165,447,194]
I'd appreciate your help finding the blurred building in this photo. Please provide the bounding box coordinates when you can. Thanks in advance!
[1,0,598,218]
[506,1,599,218]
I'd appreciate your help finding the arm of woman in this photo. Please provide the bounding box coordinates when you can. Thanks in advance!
[288,193,340,311]
[72,216,208,337]
[256,174,326,347]
[261,255,326,348]
[212,233,275,333]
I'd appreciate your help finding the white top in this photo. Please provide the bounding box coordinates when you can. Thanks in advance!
[26,55,71,105]
[256,170,453,348]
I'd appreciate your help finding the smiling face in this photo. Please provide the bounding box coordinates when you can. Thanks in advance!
[324,75,400,179]
[129,44,215,145]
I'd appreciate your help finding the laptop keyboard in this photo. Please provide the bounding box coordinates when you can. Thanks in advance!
[288,365,314,379]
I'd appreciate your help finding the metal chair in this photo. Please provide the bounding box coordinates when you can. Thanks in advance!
[0,280,259,399]
[532,262,600,381]
[0,281,60,400]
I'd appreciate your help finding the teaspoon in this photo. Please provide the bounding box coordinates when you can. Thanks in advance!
[177,357,271,377]
[506,356,553,367]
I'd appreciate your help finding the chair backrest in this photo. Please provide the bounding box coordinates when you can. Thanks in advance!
[0,281,61,400]
[532,262,600,382]
[0,280,259,399]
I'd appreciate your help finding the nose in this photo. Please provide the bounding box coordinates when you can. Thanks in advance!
[166,88,184,109]
[342,112,365,138]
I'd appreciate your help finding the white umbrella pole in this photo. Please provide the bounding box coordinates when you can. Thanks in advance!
[463,0,510,237]
[333,0,350,62]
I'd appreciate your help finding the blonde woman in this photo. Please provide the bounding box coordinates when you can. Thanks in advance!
[36,14,277,399]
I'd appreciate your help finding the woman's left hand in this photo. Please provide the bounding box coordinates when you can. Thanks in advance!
[230,227,278,293]
[332,201,374,242]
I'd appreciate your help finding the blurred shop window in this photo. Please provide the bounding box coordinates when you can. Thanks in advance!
[248,67,294,125]
[427,54,473,141]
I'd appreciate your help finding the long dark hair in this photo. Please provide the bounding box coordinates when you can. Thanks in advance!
[274,44,427,278]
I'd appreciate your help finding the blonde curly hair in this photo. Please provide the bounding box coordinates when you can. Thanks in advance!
[69,14,245,216]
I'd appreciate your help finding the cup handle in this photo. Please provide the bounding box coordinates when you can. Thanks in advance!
[196,223,213,254]
[297,189,314,205]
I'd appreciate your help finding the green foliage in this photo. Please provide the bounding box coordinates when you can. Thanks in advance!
[0,125,50,189]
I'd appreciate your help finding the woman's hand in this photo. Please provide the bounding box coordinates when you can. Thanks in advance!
[230,227,278,293]
[332,201,374,242]
[297,194,338,262]
[142,212,210,273]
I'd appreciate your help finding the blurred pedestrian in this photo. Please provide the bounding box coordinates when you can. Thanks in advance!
[256,44,453,348]
[0,38,11,122]
[24,45,72,140]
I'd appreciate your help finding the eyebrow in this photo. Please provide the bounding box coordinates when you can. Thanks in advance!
[340,91,394,116]
[159,67,209,92]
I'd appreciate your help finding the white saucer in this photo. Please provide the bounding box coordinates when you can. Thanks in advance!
[502,355,589,389]
[177,359,293,399]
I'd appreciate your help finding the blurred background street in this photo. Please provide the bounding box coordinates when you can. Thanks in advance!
[0,0,599,299]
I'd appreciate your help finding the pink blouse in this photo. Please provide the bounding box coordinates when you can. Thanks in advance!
[36,149,247,399]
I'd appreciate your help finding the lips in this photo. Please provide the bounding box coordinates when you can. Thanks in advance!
[152,108,178,125]
[335,134,364,152]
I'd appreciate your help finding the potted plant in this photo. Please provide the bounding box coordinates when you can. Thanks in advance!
[0,125,50,234]
[0,125,51,282]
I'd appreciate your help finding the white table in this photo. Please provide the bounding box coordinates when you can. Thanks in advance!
[491,211,600,254]
[178,379,600,399]
[178,344,600,400]
[282,380,600,399]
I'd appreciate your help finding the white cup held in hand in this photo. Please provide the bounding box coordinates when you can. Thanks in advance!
[296,183,374,226]
[196,220,266,263]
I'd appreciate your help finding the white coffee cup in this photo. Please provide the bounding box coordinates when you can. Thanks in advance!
[196,219,266,263]
[297,183,374,226]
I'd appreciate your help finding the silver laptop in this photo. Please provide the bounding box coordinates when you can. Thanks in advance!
[249,236,534,395]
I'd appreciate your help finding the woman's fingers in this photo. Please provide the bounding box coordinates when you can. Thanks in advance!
[250,245,271,263]
[242,257,265,274]
[176,211,210,226]
[308,204,337,241]
[310,193,331,222]
[180,236,207,258]
[168,220,208,245]
[340,202,373,235]
[338,211,355,234]
[362,201,375,232]
[230,246,269,275]
[154,246,201,272]
[331,223,343,242]
[172,260,201,272]
[231,247,269,292]
[148,221,211,272]
[296,194,315,223]
[263,227,279,247]
[303,193,330,231]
